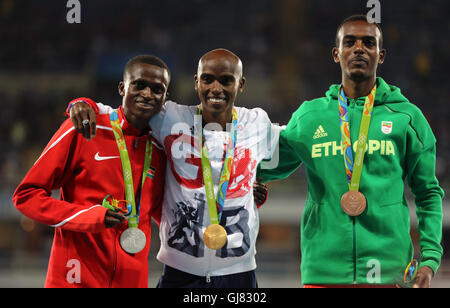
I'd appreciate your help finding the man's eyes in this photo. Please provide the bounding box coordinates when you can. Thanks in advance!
[151,86,165,94]
[344,39,355,46]
[133,81,164,93]
[343,38,376,48]
[201,75,214,83]
[134,81,147,90]
[363,39,376,47]
[201,75,234,85]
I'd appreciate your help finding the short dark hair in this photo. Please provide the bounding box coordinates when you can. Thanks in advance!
[124,54,171,80]
[335,14,383,48]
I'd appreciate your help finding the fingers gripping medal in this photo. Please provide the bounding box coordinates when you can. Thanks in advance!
[110,110,153,254]
[338,86,376,216]
[198,106,238,250]
[403,259,418,286]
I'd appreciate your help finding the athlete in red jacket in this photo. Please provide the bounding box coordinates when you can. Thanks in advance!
[12,55,169,288]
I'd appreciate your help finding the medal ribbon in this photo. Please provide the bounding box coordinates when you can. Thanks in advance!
[110,109,153,228]
[197,106,238,225]
[338,85,376,191]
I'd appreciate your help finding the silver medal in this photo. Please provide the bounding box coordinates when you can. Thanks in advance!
[120,227,146,254]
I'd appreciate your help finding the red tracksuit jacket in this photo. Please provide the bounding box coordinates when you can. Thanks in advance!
[13,106,165,288]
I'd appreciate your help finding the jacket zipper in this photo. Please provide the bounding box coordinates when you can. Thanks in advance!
[348,99,357,284]
[109,229,118,288]
[206,246,213,284]
[352,217,357,284]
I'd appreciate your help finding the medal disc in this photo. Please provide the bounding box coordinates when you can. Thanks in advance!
[203,224,227,250]
[120,227,147,254]
[341,190,366,216]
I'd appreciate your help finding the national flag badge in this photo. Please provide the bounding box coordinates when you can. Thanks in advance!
[381,121,393,134]
[147,166,156,179]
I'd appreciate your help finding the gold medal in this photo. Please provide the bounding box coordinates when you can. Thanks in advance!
[341,190,366,216]
[203,224,227,250]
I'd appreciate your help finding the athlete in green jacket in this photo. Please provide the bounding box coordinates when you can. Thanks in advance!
[258,15,444,287]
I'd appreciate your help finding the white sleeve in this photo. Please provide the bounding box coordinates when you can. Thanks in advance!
[264,123,284,160]
[97,102,114,115]
[251,108,284,161]
[258,121,285,170]
[149,101,171,144]
[149,101,193,150]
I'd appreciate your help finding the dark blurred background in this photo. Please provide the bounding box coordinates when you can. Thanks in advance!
[0,0,448,287]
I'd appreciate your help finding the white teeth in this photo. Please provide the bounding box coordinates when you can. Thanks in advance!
[137,102,151,106]
[209,98,225,103]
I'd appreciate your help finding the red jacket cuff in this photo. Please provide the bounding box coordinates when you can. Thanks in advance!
[65,97,99,116]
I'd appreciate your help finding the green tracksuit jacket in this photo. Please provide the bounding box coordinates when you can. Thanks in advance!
[258,77,444,285]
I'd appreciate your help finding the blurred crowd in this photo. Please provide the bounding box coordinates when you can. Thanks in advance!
[0,0,449,217]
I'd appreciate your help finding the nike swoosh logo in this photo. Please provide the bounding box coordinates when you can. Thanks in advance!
[94,152,120,161]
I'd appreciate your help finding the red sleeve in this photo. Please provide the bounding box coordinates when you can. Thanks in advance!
[65,97,100,116]
[12,119,107,233]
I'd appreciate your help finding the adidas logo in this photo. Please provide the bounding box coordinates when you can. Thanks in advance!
[313,125,328,139]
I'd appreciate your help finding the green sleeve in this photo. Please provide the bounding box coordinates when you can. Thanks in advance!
[405,110,444,274]
[257,117,303,183]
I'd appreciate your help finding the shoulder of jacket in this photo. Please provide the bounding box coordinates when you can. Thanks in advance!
[56,118,79,138]
[236,106,269,122]
[292,96,330,119]
[383,101,428,124]
[385,101,435,148]
[96,113,113,126]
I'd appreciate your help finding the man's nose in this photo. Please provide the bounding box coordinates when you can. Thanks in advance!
[141,86,153,98]
[210,80,223,94]
[353,40,365,54]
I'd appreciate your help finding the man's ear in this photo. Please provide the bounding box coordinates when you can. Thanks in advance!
[378,48,386,65]
[194,74,199,91]
[118,81,125,96]
[332,47,340,63]
[239,77,246,93]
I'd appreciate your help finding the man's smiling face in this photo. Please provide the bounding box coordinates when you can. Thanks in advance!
[119,62,169,129]
[195,49,245,118]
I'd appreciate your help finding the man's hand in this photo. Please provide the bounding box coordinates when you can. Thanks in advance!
[412,266,434,288]
[69,98,97,140]
[253,177,268,208]
[104,210,126,228]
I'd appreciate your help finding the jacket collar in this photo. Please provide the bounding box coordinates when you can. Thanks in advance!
[325,77,409,106]
[115,106,150,136]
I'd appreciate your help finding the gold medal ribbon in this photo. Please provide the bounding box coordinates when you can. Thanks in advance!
[197,106,238,225]
[196,106,238,250]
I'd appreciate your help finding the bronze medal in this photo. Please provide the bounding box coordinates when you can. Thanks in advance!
[203,224,227,250]
[341,190,366,216]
